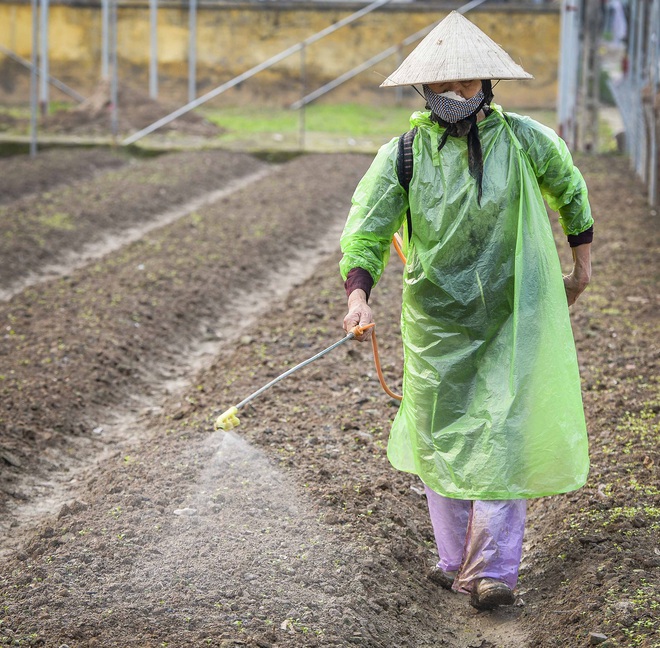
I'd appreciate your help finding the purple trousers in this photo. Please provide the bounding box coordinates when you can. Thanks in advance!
[424,485,527,593]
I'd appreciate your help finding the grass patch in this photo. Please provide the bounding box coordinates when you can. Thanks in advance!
[202,103,415,139]
[204,104,560,139]
[200,103,562,153]
[38,211,75,230]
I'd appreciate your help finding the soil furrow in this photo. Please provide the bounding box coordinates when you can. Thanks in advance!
[0,149,270,289]
[0,167,275,301]
[0,148,128,205]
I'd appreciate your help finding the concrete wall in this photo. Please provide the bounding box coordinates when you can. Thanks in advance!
[0,1,560,109]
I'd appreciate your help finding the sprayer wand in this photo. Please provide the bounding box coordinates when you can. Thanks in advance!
[215,323,376,431]
[214,231,410,431]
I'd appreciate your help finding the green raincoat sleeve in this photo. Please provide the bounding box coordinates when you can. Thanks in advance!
[509,115,594,236]
[339,139,408,284]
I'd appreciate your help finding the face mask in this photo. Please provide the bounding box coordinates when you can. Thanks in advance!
[423,85,485,123]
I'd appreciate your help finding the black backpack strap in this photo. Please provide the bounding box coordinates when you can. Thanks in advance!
[396,127,417,192]
[396,127,417,240]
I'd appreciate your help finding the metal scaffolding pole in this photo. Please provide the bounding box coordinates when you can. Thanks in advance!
[299,43,306,150]
[188,0,197,103]
[149,0,158,99]
[579,0,601,152]
[557,0,581,150]
[110,0,119,139]
[101,0,110,79]
[634,1,646,179]
[30,0,39,156]
[39,0,49,115]
[0,45,85,103]
[625,1,638,169]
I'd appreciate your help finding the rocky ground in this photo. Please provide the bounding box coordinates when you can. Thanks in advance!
[0,146,657,648]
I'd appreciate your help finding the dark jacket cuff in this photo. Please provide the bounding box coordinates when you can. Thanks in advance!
[344,267,374,302]
[568,225,594,247]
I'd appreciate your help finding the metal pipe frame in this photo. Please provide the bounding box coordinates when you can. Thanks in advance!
[188,0,197,103]
[39,0,49,114]
[122,0,393,146]
[290,0,489,110]
[0,44,86,103]
[149,0,158,99]
[557,0,581,150]
[646,0,659,204]
[101,0,109,79]
[30,0,38,156]
[110,0,119,139]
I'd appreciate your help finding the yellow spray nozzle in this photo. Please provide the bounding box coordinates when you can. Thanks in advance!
[215,406,240,431]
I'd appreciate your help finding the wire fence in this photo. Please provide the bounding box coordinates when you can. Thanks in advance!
[614,0,660,205]
[559,0,659,204]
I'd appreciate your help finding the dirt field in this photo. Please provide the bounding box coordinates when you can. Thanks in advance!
[0,145,658,648]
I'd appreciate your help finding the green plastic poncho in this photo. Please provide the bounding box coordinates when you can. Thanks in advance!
[340,106,593,500]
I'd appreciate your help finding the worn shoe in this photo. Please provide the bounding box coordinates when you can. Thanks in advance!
[427,566,457,591]
[470,578,515,610]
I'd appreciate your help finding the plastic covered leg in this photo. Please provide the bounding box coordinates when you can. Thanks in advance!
[454,499,527,593]
[424,485,471,572]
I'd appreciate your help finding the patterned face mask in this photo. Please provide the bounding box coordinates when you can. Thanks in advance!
[423,84,485,123]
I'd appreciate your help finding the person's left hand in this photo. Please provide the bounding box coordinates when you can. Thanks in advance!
[564,243,592,306]
[563,272,589,306]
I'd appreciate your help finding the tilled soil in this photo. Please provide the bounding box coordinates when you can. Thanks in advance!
[0,149,128,205]
[0,148,658,648]
[0,148,270,298]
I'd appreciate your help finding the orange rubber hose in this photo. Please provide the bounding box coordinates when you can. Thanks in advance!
[370,329,402,401]
[392,233,407,265]
[352,244,405,402]
[351,322,375,337]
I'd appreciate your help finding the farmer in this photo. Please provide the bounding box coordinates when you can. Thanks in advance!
[340,11,593,611]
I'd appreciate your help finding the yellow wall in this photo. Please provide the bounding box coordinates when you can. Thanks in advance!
[0,2,559,109]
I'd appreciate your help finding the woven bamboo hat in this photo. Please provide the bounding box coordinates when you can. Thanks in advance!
[380,11,533,88]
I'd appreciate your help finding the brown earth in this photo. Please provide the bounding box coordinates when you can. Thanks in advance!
[0,148,270,299]
[0,147,658,648]
[0,149,128,205]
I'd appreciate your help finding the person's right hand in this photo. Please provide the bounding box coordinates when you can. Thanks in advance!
[343,289,374,341]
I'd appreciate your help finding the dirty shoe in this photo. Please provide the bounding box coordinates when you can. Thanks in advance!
[427,566,457,591]
[470,578,515,610]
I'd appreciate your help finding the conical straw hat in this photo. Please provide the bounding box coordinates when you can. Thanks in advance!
[380,11,533,87]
